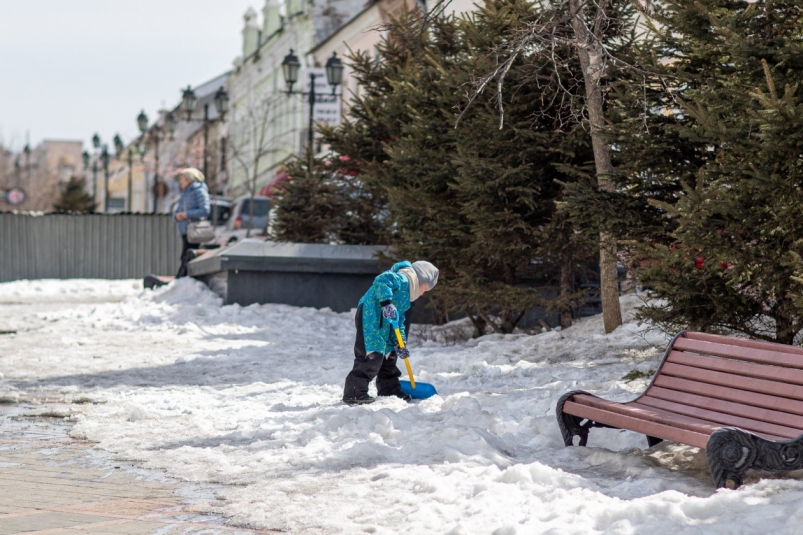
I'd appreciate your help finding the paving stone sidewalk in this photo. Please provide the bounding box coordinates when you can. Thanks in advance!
[0,405,273,535]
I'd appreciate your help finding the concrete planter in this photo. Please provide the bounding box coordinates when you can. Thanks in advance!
[188,240,388,313]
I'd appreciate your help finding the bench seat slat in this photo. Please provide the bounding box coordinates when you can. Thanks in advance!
[646,386,803,430]
[661,362,803,401]
[634,397,800,439]
[674,337,803,370]
[654,375,803,415]
[628,401,788,442]
[684,331,803,357]
[562,401,711,448]
[667,350,803,387]
[572,394,720,435]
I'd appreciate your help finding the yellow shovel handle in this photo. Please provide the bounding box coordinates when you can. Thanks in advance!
[394,328,416,389]
[403,355,416,389]
[393,328,405,349]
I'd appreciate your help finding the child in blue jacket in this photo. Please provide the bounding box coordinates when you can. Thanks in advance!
[343,260,439,405]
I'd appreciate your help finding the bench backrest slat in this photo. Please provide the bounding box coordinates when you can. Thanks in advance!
[660,362,803,401]
[667,350,803,386]
[673,337,803,369]
[647,385,803,430]
[653,375,803,415]
[684,331,803,356]
[635,397,801,439]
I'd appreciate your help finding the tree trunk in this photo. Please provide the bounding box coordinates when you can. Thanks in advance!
[469,315,487,338]
[247,159,259,238]
[775,299,795,345]
[569,0,622,333]
[560,248,574,329]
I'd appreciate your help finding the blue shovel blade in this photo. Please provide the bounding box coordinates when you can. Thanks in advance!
[400,380,438,400]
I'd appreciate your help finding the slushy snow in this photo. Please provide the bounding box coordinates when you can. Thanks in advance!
[2,278,803,534]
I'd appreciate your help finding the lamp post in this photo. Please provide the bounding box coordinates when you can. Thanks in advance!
[81,151,90,206]
[112,134,131,212]
[281,50,343,153]
[179,84,229,226]
[101,145,110,212]
[137,109,177,214]
[91,134,101,207]
[125,145,139,212]
[91,133,112,212]
[23,144,31,184]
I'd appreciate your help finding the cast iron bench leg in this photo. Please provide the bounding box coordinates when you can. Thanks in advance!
[706,427,803,489]
[556,391,590,446]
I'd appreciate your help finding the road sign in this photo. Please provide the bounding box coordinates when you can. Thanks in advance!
[0,188,26,205]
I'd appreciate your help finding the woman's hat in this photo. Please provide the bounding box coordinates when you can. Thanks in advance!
[179,168,205,183]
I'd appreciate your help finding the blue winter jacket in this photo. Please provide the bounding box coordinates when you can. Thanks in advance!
[359,261,414,354]
[173,181,210,235]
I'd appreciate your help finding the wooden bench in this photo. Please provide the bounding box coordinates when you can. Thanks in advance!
[556,331,803,489]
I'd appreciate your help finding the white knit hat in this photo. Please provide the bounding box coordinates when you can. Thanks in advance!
[412,261,439,289]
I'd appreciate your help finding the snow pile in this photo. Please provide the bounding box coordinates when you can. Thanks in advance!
[3,278,803,534]
[0,278,142,303]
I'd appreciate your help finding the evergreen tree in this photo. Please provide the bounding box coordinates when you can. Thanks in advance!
[629,0,803,344]
[321,0,598,333]
[270,149,390,244]
[53,176,95,213]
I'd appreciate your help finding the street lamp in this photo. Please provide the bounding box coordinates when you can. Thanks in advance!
[137,110,148,134]
[281,49,343,151]
[181,86,198,121]
[214,86,230,116]
[137,109,177,214]
[325,52,344,95]
[113,134,124,158]
[179,84,230,226]
[281,50,301,92]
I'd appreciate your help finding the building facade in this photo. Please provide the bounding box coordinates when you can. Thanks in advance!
[103,71,231,214]
[225,0,365,198]
[310,0,413,120]
[1,140,84,212]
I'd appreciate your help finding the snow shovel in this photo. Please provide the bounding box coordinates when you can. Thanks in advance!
[388,318,438,400]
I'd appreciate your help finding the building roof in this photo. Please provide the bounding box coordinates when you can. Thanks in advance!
[309,0,380,54]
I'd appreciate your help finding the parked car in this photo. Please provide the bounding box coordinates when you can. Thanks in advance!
[227,195,271,234]
[209,197,233,231]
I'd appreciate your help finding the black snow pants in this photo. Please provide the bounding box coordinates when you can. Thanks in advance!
[343,303,412,400]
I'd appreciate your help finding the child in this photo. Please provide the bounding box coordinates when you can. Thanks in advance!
[342,260,439,405]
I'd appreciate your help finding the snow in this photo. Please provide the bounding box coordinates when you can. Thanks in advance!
[2,278,803,534]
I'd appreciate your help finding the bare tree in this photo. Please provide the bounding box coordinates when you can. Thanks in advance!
[229,92,290,237]
[457,0,658,333]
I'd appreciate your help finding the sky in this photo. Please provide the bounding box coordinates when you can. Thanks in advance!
[0,1,263,151]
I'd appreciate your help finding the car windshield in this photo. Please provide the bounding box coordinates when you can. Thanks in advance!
[240,199,270,217]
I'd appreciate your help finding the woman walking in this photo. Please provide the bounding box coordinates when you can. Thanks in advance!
[173,168,210,278]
